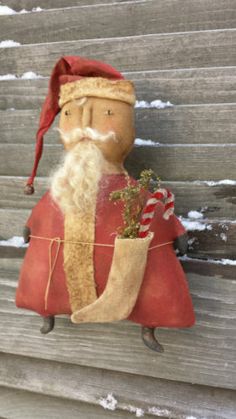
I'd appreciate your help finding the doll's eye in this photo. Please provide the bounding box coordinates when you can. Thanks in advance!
[65,110,71,116]
[105,109,113,116]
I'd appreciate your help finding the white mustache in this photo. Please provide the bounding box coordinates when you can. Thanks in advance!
[56,127,117,146]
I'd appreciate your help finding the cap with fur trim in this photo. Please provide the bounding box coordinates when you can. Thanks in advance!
[24,56,136,195]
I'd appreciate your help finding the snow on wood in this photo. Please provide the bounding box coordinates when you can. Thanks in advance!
[99,393,118,411]
[0,6,16,15]
[0,236,28,248]
[0,72,44,80]
[135,99,173,109]
[0,6,43,15]
[134,138,158,146]
[0,40,21,48]
[220,232,228,242]
[147,406,171,416]
[187,210,204,219]
[180,254,236,266]
[195,179,236,186]
[179,217,212,232]
[123,405,144,417]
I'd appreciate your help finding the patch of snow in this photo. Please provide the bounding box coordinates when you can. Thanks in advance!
[188,237,197,250]
[7,108,15,111]
[0,5,16,15]
[0,236,28,248]
[201,179,236,186]
[179,217,210,232]
[99,393,118,411]
[148,406,171,416]
[135,99,173,109]
[219,223,229,231]
[32,7,43,12]
[187,210,203,220]
[21,71,44,79]
[0,40,21,48]
[220,232,227,242]
[135,138,158,146]
[0,74,17,80]
[124,405,144,417]
[180,254,236,266]
[0,5,44,15]
[0,72,44,80]
[218,258,236,266]
[186,416,198,419]
[19,9,28,14]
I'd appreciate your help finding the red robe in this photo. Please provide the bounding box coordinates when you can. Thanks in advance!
[16,174,195,328]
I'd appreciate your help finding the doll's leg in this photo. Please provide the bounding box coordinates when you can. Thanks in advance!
[141,326,164,353]
[40,316,55,334]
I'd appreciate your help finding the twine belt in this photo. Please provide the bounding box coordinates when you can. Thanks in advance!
[29,235,173,311]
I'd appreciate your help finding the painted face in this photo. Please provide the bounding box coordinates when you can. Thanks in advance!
[59,96,135,164]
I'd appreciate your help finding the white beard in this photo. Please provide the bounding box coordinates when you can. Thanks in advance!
[49,129,115,215]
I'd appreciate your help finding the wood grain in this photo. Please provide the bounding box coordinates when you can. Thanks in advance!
[0,30,235,76]
[1,67,236,110]
[0,353,236,419]
[0,264,235,389]
[1,143,235,181]
[1,104,236,145]
[1,0,236,45]
[1,177,236,219]
[2,0,133,11]
[0,386,139,419]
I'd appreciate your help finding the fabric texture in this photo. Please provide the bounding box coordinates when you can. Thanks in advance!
[59,76,135,107]
[71,232,154,323]
[16,174,195,328]
[64,210,97,313]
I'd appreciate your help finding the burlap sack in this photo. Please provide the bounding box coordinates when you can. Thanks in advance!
[71,232,154,323]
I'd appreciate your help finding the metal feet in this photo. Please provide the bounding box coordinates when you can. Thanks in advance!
[40,316,55,334]
[141,326,164,353]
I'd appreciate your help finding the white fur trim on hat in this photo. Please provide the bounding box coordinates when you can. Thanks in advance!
[59,77,136,107]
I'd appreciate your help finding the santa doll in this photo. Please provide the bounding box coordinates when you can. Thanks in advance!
[16,56,195,353]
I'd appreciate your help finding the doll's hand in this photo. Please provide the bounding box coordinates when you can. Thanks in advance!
[174,233,188,256]
[23,226,31,243]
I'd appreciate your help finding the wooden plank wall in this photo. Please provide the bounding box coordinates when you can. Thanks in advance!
[0,1,236,418]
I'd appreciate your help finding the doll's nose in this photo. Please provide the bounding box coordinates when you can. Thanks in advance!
[81,105,92,128]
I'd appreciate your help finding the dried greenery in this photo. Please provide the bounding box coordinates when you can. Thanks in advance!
[109,169,161,238]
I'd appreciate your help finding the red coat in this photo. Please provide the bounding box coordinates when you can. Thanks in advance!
[16,174,195,328]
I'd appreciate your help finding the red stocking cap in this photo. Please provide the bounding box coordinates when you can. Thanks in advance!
[24,56,124,194]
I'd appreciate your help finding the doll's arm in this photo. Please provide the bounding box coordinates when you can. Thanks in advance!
[22,210,34,243]
[23,225,31,243]
[172,215,188,256]
[174,233,188,256]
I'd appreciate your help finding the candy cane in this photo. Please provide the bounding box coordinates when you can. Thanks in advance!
[138,188,175,238]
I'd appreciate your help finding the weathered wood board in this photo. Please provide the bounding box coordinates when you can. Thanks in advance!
[1,0,236,44]
[0,386,141,419]
[1,67,236,110]
[1,105,236,145]
[0,0,235,414]
[0,30,236,76]
[0,261,235,390]
[1,0,138,11]
[1,143,235,181]
[0,353,236,419]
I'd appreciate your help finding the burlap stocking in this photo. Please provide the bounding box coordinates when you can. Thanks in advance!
[71,232,153,323]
